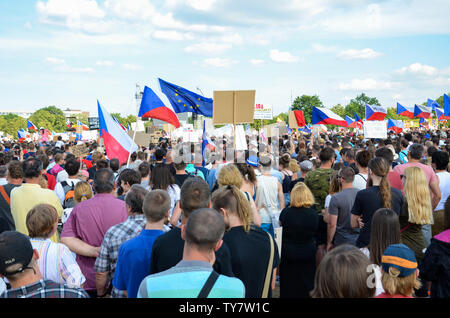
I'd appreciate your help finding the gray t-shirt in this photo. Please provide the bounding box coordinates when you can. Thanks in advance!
[328,188,360,246]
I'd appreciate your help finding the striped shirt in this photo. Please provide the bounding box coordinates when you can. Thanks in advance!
[138,260,245,298]
[1,279,89,298]
[30,238,85,288]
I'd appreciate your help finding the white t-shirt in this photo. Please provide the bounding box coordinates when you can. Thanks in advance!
[255,175,279,224]
[360,247,384,296]
[353,173,368,190]
[436,171,450,211]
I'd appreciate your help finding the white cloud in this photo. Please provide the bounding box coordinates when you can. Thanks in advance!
[104,0,155,20]
[269,49,299,63]
[187,0,217,11]
[312,43,337,53]
[338,78,397,91]
[152,30,191,41]
[203,58,237,68]
[337,48,382,59]
[123,63,142,70]
[250,59,265,65]
[184,42,232,55]
[96,60,114,66]
[45,57,94,72]
[397,63,438,76]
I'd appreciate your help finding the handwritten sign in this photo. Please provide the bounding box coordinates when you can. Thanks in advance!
[363,120,387,139]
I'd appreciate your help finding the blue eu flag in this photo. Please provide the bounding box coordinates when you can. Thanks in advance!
[158,78,213,117]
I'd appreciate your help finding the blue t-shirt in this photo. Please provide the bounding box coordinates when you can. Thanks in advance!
[113,229,164,298]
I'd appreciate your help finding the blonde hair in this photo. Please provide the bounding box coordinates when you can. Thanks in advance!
[381,267,421,296]
[212,185,253,232]
[289,160,300,173]
[217,164,243,188]
[74,181,94,204]
[290,182,315,208]
[403,167,433,224]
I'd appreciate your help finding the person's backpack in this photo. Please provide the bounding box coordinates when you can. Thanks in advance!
[61,181,76,209]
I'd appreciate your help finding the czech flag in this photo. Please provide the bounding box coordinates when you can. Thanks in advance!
[436,107,450,121]
[387,118,404,134]
[345,115,361,129]
[444,93,450,116]
[419,117,427,126]
[293,110,306,127]
[138,86,180,128]
[201,120,216,167]
[98,100,138,164]
[312,107,347,127]
[17,129,27,143]
[396,103,414,119]
[414,104,432,118]
[27,120,37,131]
[427,99,441,111]
[77,120,89,131]
[365,105,387,121]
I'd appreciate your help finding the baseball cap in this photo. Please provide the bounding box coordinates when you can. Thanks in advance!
[381,244,417,278]
[246,155,259,167]
[300,160,313,171]
[0,231,34,276]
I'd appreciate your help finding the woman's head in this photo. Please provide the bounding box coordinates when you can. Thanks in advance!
[212,185,252,232]
[402,166,432,225]
[310,245,375,298]
[369,208,401,265]
[74,181,94,203]
[368,157,392,209]
[356,150,371,169]
[329,171,341,195]
[279,153,291,169]
[217,164,243,188]
[290,182,315,208]
[234,163,256,185]
[150,164,175,191]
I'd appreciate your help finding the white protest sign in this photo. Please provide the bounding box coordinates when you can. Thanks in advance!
[235,125,248,151]
[253,104,273,120]
[363,120,387,139]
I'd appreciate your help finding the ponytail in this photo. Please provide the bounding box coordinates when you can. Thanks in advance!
[368,157,392,209]
[379,176,392,209]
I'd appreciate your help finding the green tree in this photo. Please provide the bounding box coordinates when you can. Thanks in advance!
[330,104,346,118]
[291,95,323,124]
[28,106,67,132]
[386,107,403,120]
[0,114,27,138]
[73,113,89,125]
[344,93,381,119]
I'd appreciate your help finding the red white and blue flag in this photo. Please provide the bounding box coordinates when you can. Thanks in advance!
[435,107,450,121]
[27,120,37,131]
[414,104,432,118]
[202,120,215,166]
[98,100,138,164]
[396,103,414,119]
[77,120,89,131]
[365,105,387,121]
[444,93,450,116]
[138,86,180,128]
[419,117,428,126]
[427,99,441,111]
[387,118,404,133]
[312,107,347,127]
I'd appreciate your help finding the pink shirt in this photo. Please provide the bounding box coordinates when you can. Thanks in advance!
[387,171,403,191]
[61,193,127,291]
[393,162,438,187]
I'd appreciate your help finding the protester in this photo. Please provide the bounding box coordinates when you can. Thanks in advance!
[326,167,360,249]
[113,190,169,298]
[37,154,56,190]
[310,244,375,298]
[61,168,127,297]
[360,208,401,296]
[375,147,403,191]
[351,157,403,248]
[279,182,319,298]
[138,161,151,190]
[26,204,85,288]
[54,159,81,209]
[138,208,245,298]
[279,153,294,205]
[400,166,433,263]
[116,168,141,201]
[419,197,450,298]
[377,244,421,298]
[61,180,94,224]
[0,161,23,233]
[431,150,450,236]
[95,184,148,298]
[150,177,234,277]
[10,157,63,243]
[212,185,279,298]
[352,150,371,190]
[150,164,180,215]
[0,231,89,298]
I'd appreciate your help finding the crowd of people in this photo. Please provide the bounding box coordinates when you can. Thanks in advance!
[0,126,449,299]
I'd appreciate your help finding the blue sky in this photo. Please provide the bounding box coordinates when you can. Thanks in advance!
[0,0,449,117]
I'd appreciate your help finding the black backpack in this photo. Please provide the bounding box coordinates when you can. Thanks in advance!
[61,181,76,209]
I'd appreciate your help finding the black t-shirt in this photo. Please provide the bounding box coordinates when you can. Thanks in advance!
[174,174,190,188]
[0,184,20,234]
[279,206,319,246]
[223,225,280,298]
[351,186,403,248]
[150,227,234,277]
[150,162,176,176]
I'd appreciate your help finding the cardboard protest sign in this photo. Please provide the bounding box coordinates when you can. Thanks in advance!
[363,120,387,139]
[213,90,256,125]
[127,130,152,146]
[71,144,90,158]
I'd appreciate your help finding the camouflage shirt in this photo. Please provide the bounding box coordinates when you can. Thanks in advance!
[304,168,333,213]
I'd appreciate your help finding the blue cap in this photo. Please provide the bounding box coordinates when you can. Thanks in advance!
[424,134,430,139]
[246,155,259,167]
[381,244,417,277]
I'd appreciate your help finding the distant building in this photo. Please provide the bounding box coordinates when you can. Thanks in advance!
[0,110,34,119]
[0,108,90,119]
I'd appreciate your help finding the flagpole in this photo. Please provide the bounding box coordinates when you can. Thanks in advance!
[126,84,143,168]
